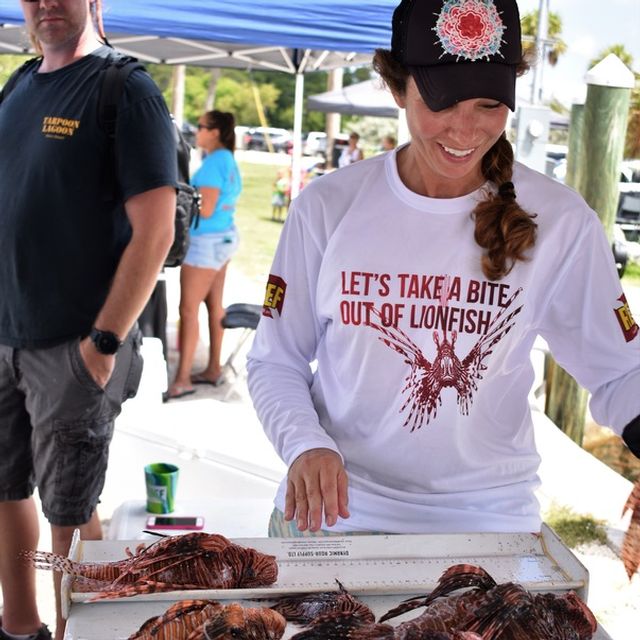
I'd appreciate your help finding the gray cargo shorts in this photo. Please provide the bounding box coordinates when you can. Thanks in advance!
[0,328,143,526]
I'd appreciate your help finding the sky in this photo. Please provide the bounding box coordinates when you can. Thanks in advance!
[515,0,640,107]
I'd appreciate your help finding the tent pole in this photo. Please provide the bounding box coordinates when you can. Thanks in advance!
[290,70,305,200]
[326,68,343,168]
[171,64,185,127]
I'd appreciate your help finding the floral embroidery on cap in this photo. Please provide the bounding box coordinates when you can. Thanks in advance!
[433,0,506,61]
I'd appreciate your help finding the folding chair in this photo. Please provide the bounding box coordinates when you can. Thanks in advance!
[220,303,262,396]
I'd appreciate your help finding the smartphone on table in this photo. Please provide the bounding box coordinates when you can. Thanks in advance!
[146,515,205,530]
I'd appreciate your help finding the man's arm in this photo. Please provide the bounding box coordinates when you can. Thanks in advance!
[80,185,176,386]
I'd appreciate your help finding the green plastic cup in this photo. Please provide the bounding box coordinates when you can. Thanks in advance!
[144,463,179,514]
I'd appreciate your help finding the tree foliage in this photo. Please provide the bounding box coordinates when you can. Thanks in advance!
[143,62,374,133]
[589,44,634,71]
[0,54,32,87]
[520,10,567,67]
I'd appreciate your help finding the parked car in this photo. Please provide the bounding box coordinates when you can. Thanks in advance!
[243,127,292,153]
[617,160,640,242]
[303,131,327,157]
[545,144,568,180]
[234,125,250,150]
[613,223,629,277]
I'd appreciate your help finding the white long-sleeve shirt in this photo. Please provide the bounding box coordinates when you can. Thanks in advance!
[247,149,640,534]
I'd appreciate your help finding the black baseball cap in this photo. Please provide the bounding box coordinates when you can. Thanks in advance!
[391,0,522,112]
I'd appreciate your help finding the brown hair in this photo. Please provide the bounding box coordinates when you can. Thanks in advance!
[373,49,537,281]
[201,110,236,152]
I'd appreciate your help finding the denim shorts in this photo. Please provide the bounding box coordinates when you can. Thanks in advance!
[0,328,143,526]
[184,228,239,270]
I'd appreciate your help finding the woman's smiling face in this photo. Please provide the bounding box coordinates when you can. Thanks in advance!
[394,77,510,198]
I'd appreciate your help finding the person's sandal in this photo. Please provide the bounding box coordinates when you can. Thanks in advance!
[0,621,52,640]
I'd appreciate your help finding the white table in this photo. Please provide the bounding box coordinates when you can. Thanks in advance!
[107,497,274,540]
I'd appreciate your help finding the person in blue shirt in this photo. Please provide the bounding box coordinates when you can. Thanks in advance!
[167,110,242,399]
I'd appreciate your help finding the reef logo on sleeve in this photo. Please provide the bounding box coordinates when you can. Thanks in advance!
[262,275,287,318]
[614,294,639,342]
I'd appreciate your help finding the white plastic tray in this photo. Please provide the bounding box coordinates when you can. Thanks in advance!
[62,525,612,639]
[64,599,613,640]
[64,524,589,604]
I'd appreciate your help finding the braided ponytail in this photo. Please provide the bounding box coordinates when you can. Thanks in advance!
[473,134,537,280]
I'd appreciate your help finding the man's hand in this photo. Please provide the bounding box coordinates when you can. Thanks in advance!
[79,337,115,388]
[285,448,350,532]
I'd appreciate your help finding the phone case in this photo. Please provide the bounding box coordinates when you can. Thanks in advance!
[145,517,204,530]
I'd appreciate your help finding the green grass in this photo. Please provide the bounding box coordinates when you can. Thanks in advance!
[234,161,285,281]
[543,503,608,548]
[622,260,640,287]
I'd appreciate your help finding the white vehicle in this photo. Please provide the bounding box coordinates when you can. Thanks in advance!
[303,131,327,156]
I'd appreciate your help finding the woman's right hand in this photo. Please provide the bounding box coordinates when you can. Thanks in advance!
[285,448,350,532]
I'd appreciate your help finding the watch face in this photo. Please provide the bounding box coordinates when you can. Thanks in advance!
[92,329,121,354]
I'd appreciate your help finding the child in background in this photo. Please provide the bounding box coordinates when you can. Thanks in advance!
[271,168,290,222]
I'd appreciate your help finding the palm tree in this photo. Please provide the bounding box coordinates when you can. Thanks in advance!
[589,44,634,72]
[520,10,567,67]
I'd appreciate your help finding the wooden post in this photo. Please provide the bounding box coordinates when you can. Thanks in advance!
[205,68,221,111]
[544,54,634,445]
[581,54,634,242]
[564,103,584,192]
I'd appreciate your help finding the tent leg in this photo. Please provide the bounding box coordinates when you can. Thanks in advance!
[290,71,305,200]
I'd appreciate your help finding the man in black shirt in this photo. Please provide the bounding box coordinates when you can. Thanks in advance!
[0,2,176,638]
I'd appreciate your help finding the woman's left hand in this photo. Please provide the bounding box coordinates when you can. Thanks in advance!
[285,447,350,532]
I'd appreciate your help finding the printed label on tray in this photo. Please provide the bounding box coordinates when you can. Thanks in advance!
[280,538,353,559]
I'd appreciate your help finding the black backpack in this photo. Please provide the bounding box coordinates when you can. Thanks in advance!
[0,52,201,269]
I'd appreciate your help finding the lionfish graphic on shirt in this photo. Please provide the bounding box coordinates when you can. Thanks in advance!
[368,286,523,432]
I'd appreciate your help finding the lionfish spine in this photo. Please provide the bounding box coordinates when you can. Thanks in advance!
[22,550,122,581]
[622,480,640,579]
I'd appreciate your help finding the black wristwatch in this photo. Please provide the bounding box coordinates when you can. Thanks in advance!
[622,415,640,459]
[90,328,123,355]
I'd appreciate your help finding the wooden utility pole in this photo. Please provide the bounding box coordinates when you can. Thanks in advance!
[205,68,221,112]
[544,54,634,445]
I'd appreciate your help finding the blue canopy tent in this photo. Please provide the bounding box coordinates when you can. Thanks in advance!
[0,0,395,194]
[0,0,394,69]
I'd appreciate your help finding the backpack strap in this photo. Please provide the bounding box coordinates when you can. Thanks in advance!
[97,53,146,201]
[0,57,43,105]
